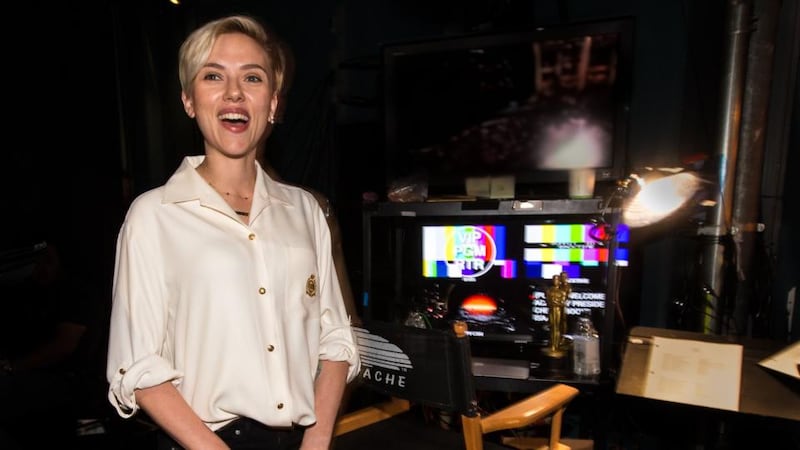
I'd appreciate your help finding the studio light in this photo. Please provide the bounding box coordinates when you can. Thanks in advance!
[619,169,706,228]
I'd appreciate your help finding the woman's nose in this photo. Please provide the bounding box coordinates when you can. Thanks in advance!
[224,81,243,101]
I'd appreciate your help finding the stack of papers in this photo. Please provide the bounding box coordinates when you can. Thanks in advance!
[643,337,743,412]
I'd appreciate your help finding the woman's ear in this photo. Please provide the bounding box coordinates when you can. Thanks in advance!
[269,94,280,123]
[181,91,196,118]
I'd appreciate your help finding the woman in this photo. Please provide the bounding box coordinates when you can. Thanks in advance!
[106,15,360,450]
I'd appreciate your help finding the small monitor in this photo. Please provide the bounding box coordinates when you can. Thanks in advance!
[421,224,531,343]
[422,225,514,280]
[522,222,628,337]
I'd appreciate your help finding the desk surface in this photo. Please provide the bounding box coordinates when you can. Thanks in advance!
[616,326,800,422]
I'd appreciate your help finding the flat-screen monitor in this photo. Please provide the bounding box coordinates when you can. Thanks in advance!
[365,212,629,348]
[382,18,634,195]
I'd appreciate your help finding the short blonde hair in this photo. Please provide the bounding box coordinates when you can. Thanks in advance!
[178,15,286,96]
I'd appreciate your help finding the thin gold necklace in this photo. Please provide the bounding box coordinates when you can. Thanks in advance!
[207,182,250,216]
[198,164,252,200]
[208,181,250,200]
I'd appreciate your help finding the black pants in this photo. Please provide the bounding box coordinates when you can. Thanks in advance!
[156,417,304,450]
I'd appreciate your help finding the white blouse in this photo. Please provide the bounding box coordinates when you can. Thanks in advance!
[106,155,360,430]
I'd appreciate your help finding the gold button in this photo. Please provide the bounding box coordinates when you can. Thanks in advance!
[119,368,126,375]
[277,403,284,410]
[248,233,256,240]
[267,345,275,352]
[259,287,266,295]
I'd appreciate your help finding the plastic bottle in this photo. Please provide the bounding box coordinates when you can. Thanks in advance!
[572,315,601,376]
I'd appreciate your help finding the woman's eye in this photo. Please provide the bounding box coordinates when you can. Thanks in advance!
[202,72,222,81]
[245,74,263,83]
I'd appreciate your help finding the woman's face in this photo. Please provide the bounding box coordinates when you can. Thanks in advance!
[181,32,278,158]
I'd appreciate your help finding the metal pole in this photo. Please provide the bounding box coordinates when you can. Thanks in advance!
[731,0,781,336]
[698,0,752,334]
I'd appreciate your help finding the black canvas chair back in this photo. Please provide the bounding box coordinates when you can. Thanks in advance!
[353,320,477,414]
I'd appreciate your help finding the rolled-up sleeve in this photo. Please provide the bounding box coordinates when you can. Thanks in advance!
[313,205,361,382]
[107,354,183,417]
[318,317,361,383]
[106,200,183,418]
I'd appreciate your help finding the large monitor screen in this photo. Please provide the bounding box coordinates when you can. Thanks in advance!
[382,18,634,195]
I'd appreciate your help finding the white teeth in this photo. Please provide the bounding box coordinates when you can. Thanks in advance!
[218,112,249,121]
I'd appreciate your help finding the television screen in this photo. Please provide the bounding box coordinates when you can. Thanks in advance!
[422,225,514,279]
[382,18,634,194]
[421,224,530,343]
[522,222,628,335]
[364,213,629,346]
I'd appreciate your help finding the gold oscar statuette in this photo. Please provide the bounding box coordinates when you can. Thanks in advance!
[543,272,571,358]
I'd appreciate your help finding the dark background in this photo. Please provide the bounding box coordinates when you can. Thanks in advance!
[1,0,797,448]
[3,0,797,375]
